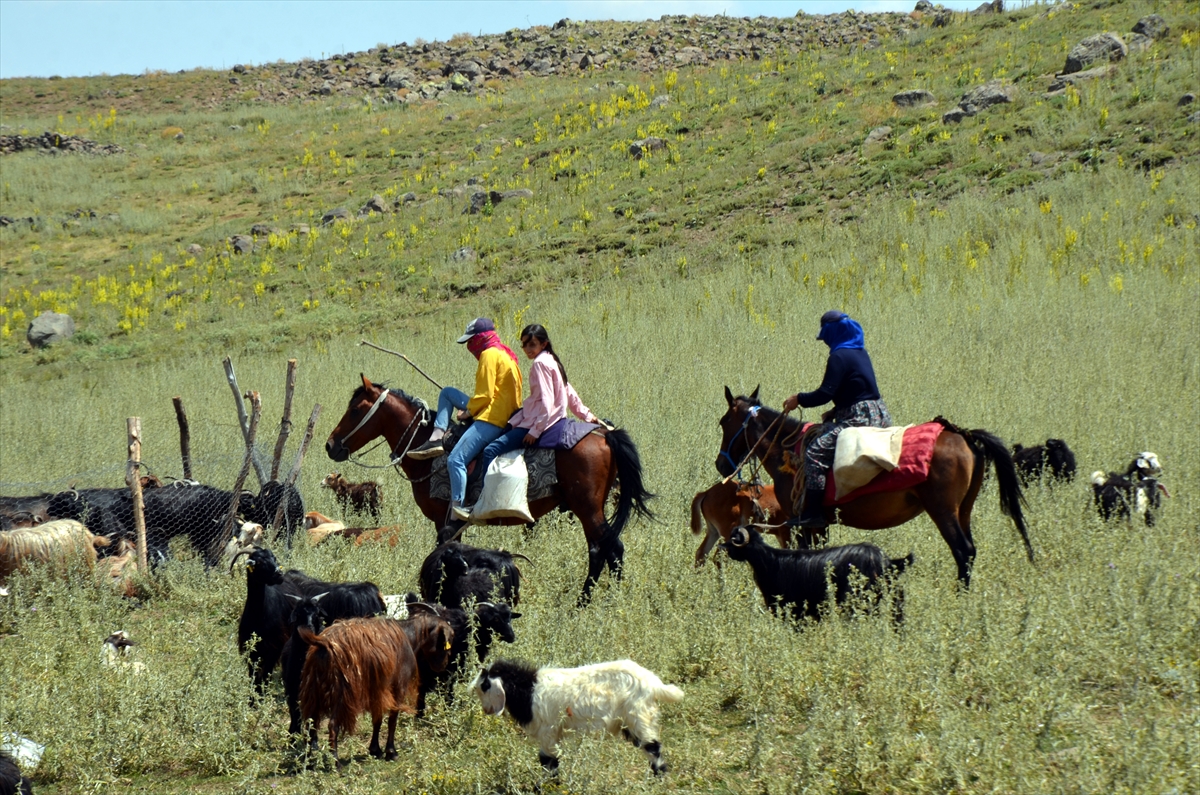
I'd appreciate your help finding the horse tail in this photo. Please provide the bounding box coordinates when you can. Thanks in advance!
[966,428,1035,562]
[604,428,655,546]
[689,491,705,536]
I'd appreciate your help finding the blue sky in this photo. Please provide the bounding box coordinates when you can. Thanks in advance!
[0,0,978,79]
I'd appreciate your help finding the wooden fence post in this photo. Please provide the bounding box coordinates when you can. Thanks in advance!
[223,356,267,487]
[223,392,262,557]
[172,396,193,480]
[270,359,298,481]
[272,403,321,538]
[126,418,148,572]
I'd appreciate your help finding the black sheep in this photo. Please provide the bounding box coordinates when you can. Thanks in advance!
[721,526,912,622]
[1012,438,1077,483]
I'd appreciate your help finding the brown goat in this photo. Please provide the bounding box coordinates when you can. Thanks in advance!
[299,612,453,766]
[690,481,789,566]
[321,472,382,522]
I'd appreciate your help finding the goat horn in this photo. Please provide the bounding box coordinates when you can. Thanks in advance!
[509,552,534,566]
[311,592,330,603]
[406,601,439,616]
[285,593,302,602]
[229,549,252,574]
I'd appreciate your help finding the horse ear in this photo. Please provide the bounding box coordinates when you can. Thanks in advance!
[361,372,372,390]
[724,386,734,406]
[750,385,760,402]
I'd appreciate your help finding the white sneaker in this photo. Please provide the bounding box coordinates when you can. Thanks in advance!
[450,501,471,521]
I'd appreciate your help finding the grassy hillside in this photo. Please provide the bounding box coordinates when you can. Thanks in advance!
[0,3,1197,794]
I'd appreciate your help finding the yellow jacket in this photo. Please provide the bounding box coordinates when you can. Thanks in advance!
[467,347,523,427]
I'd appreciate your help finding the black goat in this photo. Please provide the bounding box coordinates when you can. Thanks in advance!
[232,546,302,693]
[401,593,520,713]
[0,750,33,795]
[418,541,526,608]
[721,526,912,622]
[1012,438,1077,483]
[0,492,53,531]
[1091,464,1169,528]
[280,585,386,734]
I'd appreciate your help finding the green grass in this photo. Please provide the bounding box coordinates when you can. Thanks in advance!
[1,2,1198,792]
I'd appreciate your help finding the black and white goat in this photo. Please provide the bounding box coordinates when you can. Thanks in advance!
[721,526,912,622]
[472,658,683,775]
[1091,452,1169,527]
[1012,438,1077,483]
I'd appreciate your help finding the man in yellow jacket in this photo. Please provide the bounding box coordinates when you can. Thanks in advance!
[408,317,523,520]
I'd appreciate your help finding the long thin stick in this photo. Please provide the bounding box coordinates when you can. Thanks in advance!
[359,340,443,390]
[270,359,298,481]
[271,403,321,541]
[223,391,261,561]
[126,417,148,572]
[223,357,267,487]
[172,396,193,480]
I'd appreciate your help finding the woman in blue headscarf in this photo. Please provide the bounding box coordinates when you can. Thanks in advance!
[782,310,892,529]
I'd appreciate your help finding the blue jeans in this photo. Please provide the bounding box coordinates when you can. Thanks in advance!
[434,387,470,430]
[478,425,528,480]
[448,420,507,504]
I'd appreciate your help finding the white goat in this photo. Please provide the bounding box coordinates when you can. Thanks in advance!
[471,658,683,775]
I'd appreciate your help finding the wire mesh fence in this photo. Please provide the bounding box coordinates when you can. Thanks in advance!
[0,394,313,570]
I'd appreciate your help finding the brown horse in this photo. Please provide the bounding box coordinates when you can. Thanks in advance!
[326,376,654,604]
[716,387,1033,586]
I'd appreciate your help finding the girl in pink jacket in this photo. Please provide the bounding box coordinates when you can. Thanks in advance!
[476,324,597,479]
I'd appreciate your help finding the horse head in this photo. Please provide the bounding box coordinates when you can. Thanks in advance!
[326,374,423,462]
[716,385,761,477]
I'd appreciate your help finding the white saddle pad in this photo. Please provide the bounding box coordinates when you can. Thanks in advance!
[470,450,535,523]
[833,425,913,500]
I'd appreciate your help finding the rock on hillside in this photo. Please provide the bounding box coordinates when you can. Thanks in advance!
[215,10,933,104]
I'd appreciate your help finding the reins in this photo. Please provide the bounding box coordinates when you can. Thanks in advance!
[721,407,794,485]
[343,391,434,481]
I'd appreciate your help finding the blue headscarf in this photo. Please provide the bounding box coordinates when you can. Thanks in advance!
[816,312,865,351]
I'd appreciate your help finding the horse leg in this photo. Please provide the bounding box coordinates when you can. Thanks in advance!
[579,544,606,607]
[695,518,720,566]
[927,504,975,586]
[604,536,625,579]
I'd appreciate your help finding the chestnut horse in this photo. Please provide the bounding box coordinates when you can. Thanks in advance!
[326,376,654,603]
[716,387,1033,586]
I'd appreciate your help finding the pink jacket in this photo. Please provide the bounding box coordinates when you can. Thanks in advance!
[508,351,596,438]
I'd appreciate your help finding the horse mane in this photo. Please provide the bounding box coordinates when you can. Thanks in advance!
[353,381,430,414]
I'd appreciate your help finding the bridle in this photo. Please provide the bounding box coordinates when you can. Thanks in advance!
[718,405,760,476]
[338,388,393,447]
[341,390,433,479]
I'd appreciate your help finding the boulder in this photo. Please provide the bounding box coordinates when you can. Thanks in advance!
[650,94,670,109]
[1047,65,1116,92]
[229,234,254,254]
[451,246,477,262]
[942,106,970,124]
[321,207,352,225]
[1132,14,1168,40]
[250,223,283,238]
[864,126,893,144]
[1179,93,1196,107]
[959,80,1015,114]
[384,70,413,88]
[359,194,389,216]
[449,72,471,91]
[892,89,936,108]
[185,243,203,257]
[914,0,934,11]
[629,137,666,159]
[1063,33,1126,75]
[27,311,75,348]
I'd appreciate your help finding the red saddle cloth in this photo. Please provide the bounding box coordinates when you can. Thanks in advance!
[797,421,946,506]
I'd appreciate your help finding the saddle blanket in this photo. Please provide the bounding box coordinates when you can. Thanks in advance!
[429,446,558,505]
[833,425,912,500]
[827,421,945,505]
